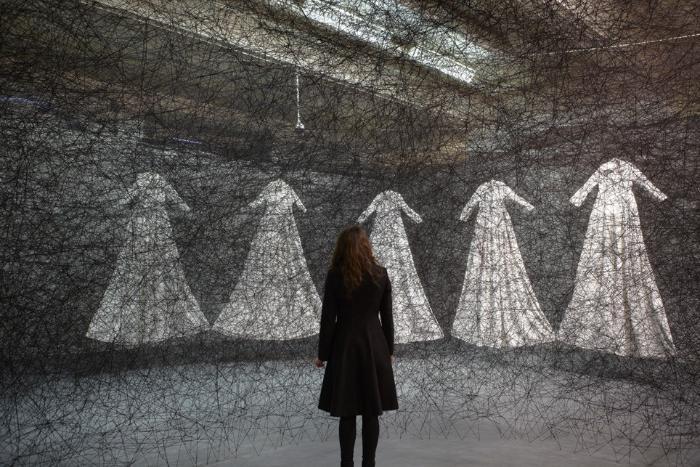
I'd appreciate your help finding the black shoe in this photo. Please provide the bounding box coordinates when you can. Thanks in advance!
[361,460,375,467]
[341,460,354,467]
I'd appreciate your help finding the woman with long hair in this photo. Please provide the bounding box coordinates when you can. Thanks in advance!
[315,224,398,467]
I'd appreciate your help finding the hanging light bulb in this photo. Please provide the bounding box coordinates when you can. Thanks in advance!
[295,69,305,131]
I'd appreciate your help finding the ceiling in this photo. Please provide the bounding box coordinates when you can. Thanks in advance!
[1,0,697,167]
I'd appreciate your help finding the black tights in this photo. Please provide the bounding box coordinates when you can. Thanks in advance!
[339,415,379,466]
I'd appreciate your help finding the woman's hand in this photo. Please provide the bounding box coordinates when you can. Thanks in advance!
[314,358,325,368]
[390,354,395,365]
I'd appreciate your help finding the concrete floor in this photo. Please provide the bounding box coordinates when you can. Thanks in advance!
[225,436,636,467]
[124,419,699,467]
[3,355,699,466]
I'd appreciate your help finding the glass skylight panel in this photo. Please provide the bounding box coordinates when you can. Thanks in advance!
[407,47,476,83]
[268,0,485,83]
[271,0,392,48]
[427,28,490,61]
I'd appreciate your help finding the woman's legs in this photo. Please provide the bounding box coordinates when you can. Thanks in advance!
[361,415,379,467]
[339,416,356,466]
[339,414,380,466]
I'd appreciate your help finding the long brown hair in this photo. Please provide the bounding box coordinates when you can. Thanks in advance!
[330,224,383,297]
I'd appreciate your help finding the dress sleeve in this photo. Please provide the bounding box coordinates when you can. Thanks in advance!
[379,270,394,355]
[358,194,379,223]
[117,182,139,207]
[248,187,268,208]
[627,162,668,202]
[317,270,338,361]
[459,186,482,221]
[163,182,190,212]
[397,194,423,223]
[570,169,600,207]
[292,187,307,212]
[505,186,535,212]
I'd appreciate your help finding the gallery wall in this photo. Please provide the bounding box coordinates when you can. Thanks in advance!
[1,0,698,373]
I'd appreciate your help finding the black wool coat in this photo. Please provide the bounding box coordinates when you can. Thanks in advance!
[317,264,398,417]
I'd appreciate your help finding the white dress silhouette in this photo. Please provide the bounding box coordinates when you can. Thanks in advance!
[558,159,675,358]
[86,172,208,346]
[452,180,554,348]
[358,190,443,343]
[212,179,321,340]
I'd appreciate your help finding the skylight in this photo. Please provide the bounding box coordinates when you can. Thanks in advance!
[269,0,488,84]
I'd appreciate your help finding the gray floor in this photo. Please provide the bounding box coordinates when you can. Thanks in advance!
[226,437,638,467]
[3,355,700,466]
[133,416,694,466]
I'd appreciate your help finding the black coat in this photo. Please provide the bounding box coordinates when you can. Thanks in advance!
[317,264,398,417]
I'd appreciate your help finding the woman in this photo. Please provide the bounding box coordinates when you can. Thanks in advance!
[315,224,398,467]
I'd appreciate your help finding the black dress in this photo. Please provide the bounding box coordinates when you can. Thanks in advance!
[318,264,399,417]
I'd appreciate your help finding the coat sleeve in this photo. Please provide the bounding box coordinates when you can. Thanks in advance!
[379,270,394,355]
[317,270,338,361]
